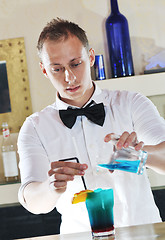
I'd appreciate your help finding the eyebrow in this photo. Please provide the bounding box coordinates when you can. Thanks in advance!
[49,57,82,66]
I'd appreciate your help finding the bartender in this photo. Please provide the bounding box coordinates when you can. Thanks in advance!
[18,18,165,234]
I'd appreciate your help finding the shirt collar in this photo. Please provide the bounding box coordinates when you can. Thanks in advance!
[54,82,106,110]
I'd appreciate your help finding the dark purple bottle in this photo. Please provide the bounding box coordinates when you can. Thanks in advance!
[106,0,134,78]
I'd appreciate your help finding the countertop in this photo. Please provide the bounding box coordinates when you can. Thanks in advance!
[18,222,165,240]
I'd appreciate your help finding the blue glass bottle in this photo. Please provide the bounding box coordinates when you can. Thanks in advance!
[106,0,134,78]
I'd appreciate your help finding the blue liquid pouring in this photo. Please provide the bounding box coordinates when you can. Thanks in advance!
[98,159,141,173]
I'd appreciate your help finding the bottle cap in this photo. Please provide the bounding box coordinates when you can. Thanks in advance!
[2,122,8,128]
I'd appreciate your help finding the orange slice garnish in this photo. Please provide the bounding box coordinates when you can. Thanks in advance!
[72,190,93,204]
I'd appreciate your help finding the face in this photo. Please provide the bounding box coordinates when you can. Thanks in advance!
[40,35,95,107]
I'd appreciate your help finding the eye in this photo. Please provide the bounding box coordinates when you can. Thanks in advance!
[51,66,64,73]
[70,60,82,68]
[53,68,60,72]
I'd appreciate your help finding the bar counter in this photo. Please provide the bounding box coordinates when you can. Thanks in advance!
[19,222,165,240]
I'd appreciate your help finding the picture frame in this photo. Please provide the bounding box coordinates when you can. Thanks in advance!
[0,37,32,133]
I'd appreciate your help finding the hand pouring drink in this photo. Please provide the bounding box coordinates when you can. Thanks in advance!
[98,135,148,175]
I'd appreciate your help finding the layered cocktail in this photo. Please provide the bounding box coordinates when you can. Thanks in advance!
[72,188,115,237]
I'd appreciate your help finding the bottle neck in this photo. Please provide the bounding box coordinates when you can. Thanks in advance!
[110,0,120,14]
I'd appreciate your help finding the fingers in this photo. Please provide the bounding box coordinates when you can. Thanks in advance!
[104,133,117,142]
[49,173,73,190]
[117,132,137,149]
[49,170,74,182]
[49,181,67,192]
[48,161,88,191]
[134,141,144,151]
[49,161,88,176]
[105,131,144,150]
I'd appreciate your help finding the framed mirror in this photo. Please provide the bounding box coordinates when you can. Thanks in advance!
[0,37,32,133]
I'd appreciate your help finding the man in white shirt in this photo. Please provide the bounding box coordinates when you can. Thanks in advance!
[18,18,165,234]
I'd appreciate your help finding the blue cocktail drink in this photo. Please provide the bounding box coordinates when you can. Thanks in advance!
[85,188,114,237]
[98,146,148,175]
[99,160,141,173]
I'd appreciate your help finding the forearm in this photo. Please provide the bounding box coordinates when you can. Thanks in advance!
[23,180,66,214]
[22,161,87,214]
[143,141,165,175]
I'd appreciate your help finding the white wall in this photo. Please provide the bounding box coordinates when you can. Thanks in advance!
[0,0,165,112]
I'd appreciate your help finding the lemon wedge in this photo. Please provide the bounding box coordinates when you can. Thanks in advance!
[72,190,93,204]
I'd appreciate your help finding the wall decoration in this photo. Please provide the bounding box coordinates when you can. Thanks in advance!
[0,37,32,133]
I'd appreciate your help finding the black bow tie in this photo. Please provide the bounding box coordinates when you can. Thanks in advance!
[59,100,105,129]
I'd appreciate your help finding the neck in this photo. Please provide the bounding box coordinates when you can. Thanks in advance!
[110,0,120,14]
[59,82,95,108]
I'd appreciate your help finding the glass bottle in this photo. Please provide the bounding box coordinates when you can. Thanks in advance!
[98,135,148,175]
[1,122,19,182]
[105,0,134,78]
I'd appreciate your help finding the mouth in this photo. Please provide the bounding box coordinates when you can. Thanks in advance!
[66,85,80,92]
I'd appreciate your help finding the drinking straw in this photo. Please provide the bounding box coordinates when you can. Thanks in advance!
[72,136,87,190]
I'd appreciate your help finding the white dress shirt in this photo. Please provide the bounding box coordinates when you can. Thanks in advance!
[18,83,165,234]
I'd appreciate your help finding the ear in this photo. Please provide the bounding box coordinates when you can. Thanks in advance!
[89,48,95,67]
[39,62,49,78]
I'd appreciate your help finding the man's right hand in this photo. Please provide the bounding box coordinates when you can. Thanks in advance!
[48,161,88,191]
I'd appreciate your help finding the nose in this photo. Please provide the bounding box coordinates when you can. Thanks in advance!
[65,68,76,85]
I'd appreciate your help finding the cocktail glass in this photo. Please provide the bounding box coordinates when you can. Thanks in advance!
[85,188,114,238]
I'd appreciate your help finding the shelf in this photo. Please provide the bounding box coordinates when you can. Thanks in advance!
[96,72,165,97]
[0,181,20,186]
